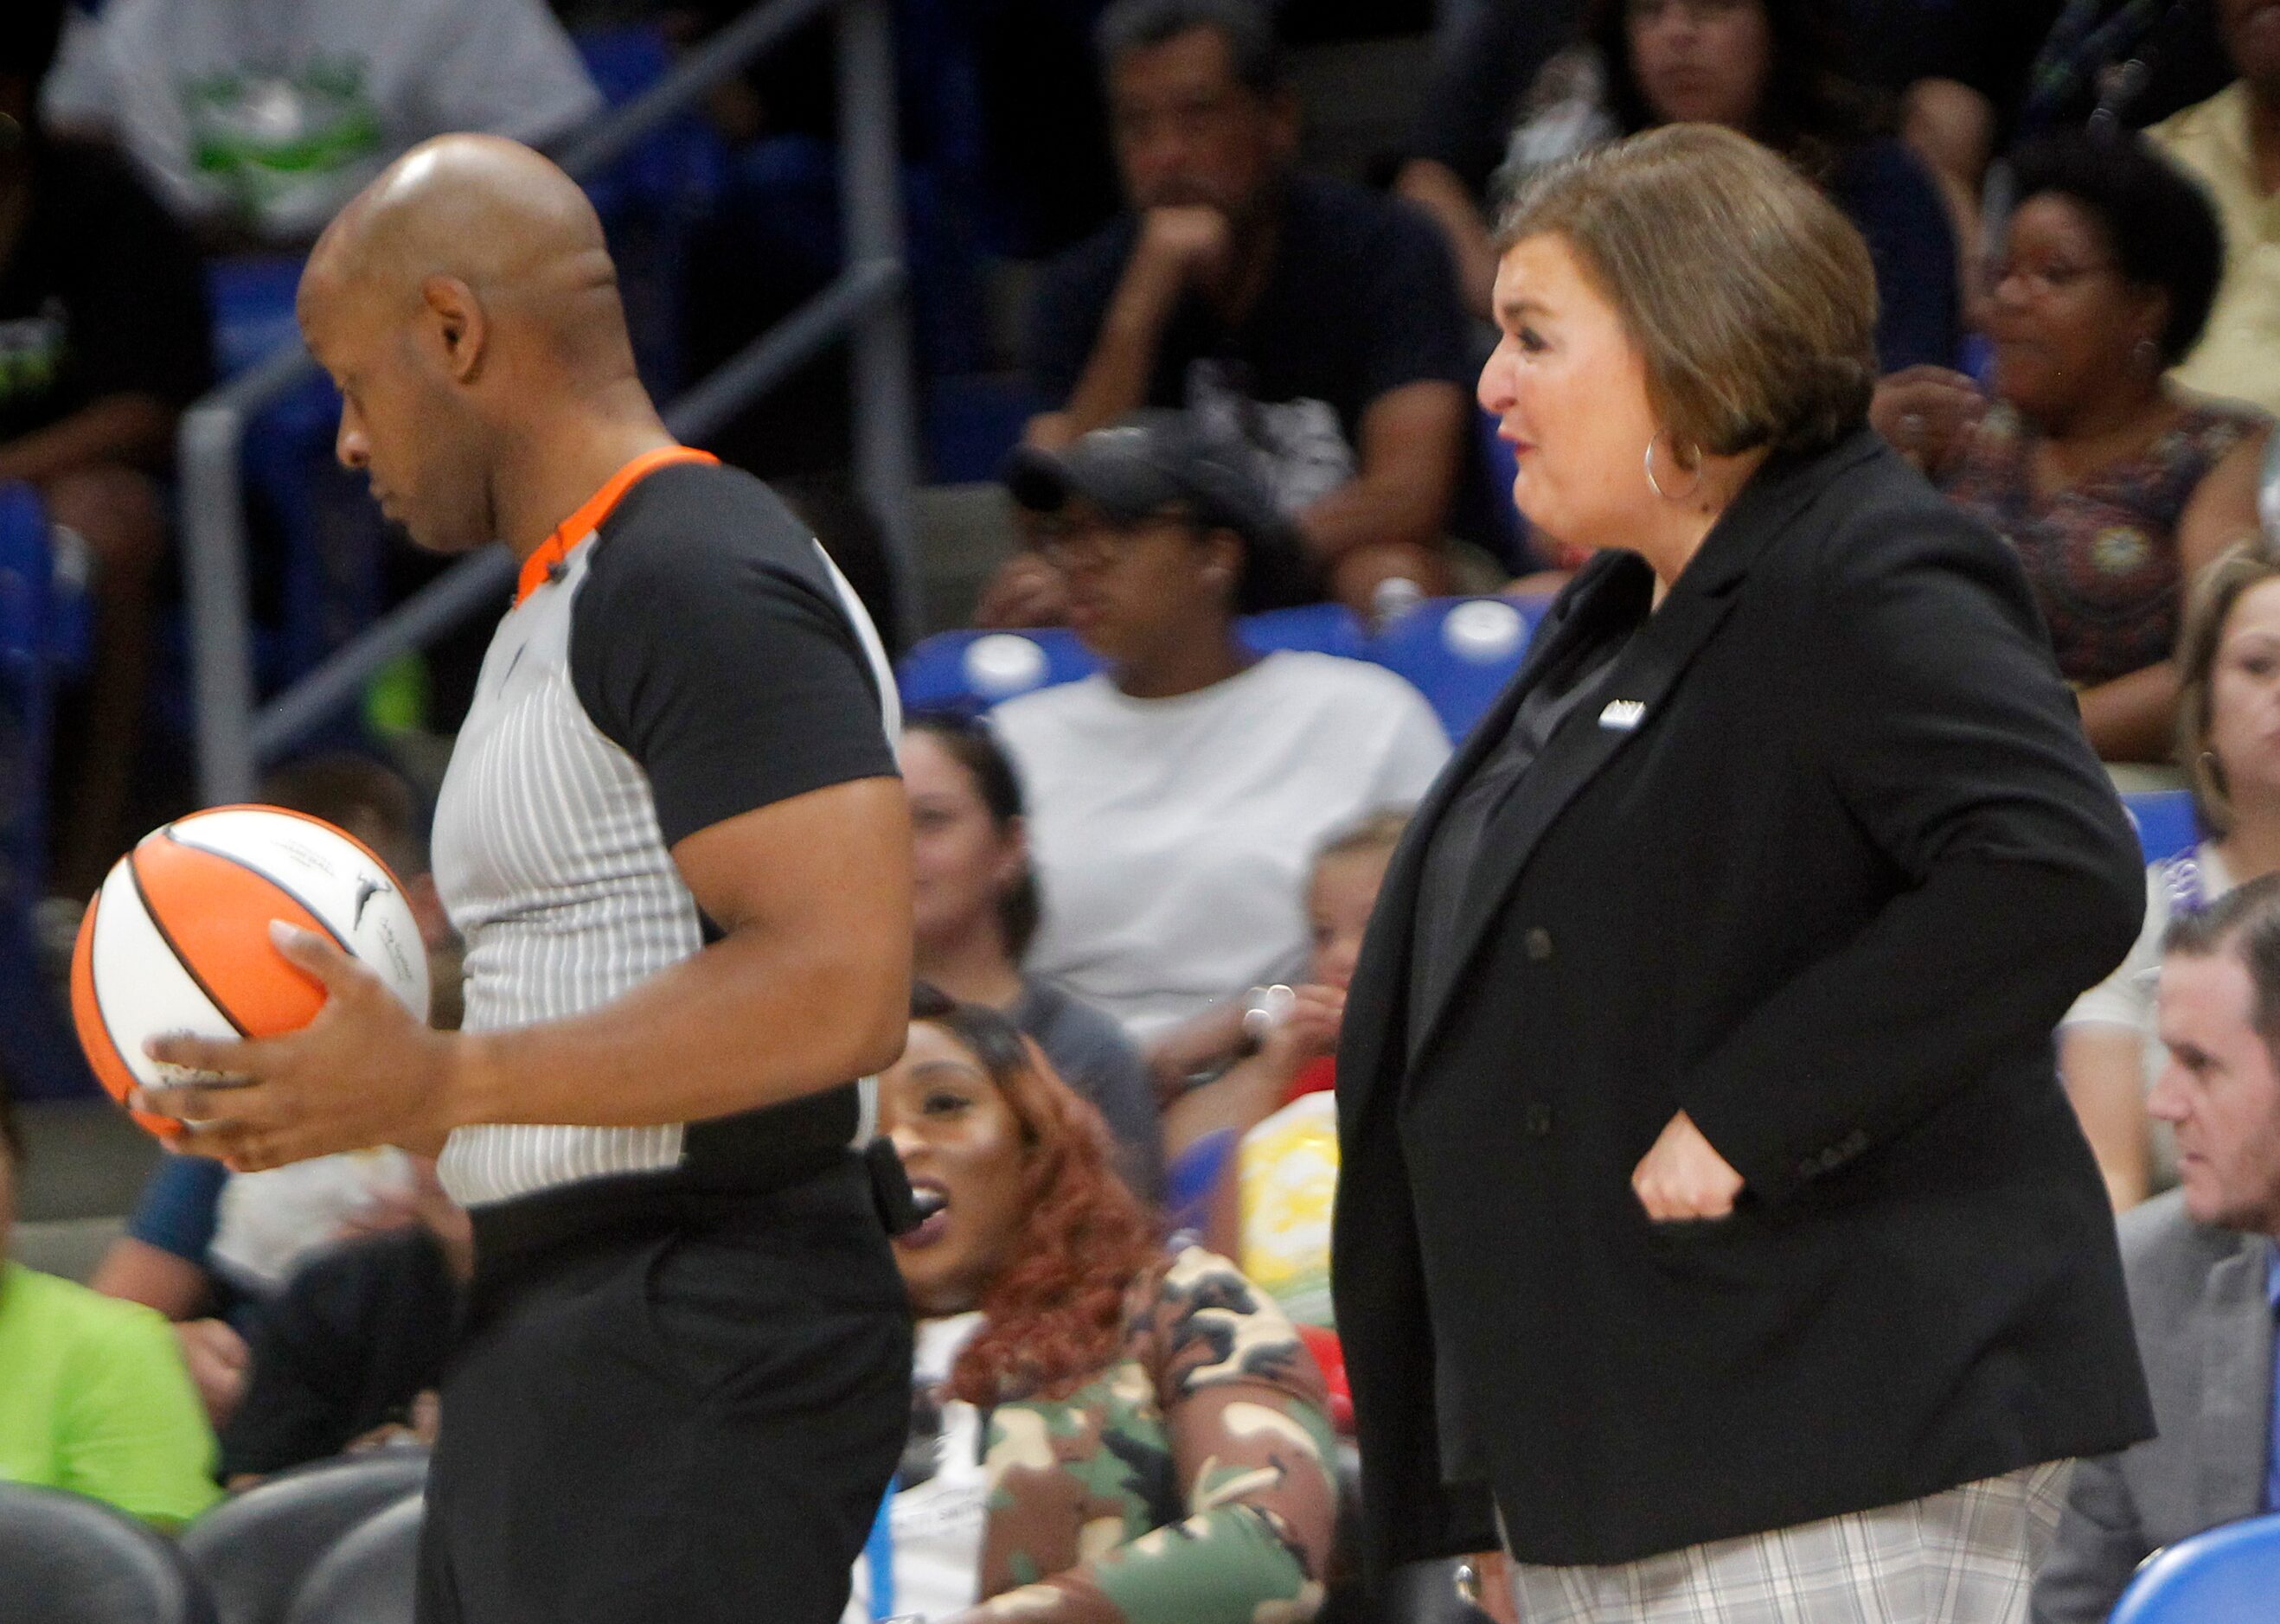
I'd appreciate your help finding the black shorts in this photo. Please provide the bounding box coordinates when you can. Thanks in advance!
[416,1156,912,1624]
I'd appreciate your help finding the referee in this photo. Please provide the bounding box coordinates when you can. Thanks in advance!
[148,137,915,1624]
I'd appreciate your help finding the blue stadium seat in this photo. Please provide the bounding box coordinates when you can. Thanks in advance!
[896,604,1371,718]
[2109,1511,2280,1623]
[281,1492,423,1624]
[1366,595,1550,743]
[182,1448,430,1624]
[2123,790,2199,867]
[0,482,99,1100]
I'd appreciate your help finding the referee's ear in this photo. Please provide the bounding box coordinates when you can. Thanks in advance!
[419,274,487,386]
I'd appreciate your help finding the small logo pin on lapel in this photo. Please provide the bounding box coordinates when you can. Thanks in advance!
[1598,699,1645,731]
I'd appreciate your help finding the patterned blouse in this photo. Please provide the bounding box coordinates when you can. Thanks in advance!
[954,1247,1339,1624]
[1940,401,2264,688]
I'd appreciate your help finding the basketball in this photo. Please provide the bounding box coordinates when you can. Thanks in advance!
[69,805,432,1140]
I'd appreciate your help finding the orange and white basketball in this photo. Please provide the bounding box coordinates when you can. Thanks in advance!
[70,806,432,1140]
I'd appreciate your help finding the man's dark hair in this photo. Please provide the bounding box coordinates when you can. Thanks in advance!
[2163,872,2280,1054]
[261,751,426,880]
[2008,131,2227,366]
[1095,0,1284,97]
[0,1,68,92]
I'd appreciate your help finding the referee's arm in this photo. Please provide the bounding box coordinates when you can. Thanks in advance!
[144,777,911,1169]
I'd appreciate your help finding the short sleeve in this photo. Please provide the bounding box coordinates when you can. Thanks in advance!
[1365,675,1457,796]
[572,475,898,850]
[1354,202,1473,400]
[123,1155,229,1263]
[1022,230,1130,406]
[56,1301,221,1527]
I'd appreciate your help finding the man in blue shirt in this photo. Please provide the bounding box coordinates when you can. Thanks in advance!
[2033,873,2280,1621]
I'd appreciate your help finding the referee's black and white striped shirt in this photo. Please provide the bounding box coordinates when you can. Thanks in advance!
[429,449,900,1209]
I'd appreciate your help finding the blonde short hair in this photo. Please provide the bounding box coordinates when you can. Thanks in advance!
[2176,534,2280,836]
[1495,125,1879,458]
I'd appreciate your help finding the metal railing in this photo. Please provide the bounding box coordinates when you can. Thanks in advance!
[182,0,919,805]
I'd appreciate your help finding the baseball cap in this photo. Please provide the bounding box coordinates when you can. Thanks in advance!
[1002,410,1316,611]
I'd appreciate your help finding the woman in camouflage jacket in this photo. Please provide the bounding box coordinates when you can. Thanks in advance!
[855,987,1339,1624]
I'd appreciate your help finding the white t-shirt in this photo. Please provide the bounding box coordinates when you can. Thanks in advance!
[843,1312,988,1624]
[208,1148,416,1295]
[2061,842,2230,1188]
[993,651,1451,1039]
[42,0,601,242]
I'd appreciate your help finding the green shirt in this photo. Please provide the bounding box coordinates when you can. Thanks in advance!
[0,1262,221,1526]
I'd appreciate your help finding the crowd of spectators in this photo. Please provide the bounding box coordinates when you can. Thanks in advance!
[15,0,2280,1620]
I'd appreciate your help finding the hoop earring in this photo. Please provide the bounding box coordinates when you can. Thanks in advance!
[1644,432,1703,503]
[2134,337,2162,373]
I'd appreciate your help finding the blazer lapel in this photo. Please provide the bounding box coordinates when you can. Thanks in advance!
[1338,553,1642,1117]
[2196,1237,2277,1525]
[1401,576,1739,1067]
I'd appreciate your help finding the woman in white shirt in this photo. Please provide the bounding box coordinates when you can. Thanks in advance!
[991,412,1451,1049]
[2064,534,2280,1206]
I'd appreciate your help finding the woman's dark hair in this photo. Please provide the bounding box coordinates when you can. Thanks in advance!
[2007,131,2226,366]
[0,2,67,88]
[1586,0,1886,182]
[906,713,1042,962]
[0,1074,20,1167]
[907,984,1162,1403]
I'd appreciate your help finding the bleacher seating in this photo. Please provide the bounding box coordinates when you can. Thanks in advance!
[280,1491,425,1624]
[2109,1511,2280,1623]
[0,1481,217,1624]
[2123,789,2199,867]
[0,481,97,1101]
[181,1449,432,1624]
[896,597,1527,738]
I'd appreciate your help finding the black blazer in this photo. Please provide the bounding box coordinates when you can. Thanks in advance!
[1330,428,2155,1576]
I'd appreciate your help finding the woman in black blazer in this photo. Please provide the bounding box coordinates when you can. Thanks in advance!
[1330,125,2155,1621]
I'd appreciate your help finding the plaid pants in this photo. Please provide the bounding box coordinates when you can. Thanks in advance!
[1508,1462,2072,1623]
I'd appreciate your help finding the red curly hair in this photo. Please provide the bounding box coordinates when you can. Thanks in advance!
[909,986,1164,1406]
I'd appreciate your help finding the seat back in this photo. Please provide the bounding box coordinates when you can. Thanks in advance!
[2110,1511,2280,1623]
[282,1491,426,1624]
[0,1482,216,1624]
[181,1449,431,1624]
[2122,789,2199,867]
[1367,596,1548,744]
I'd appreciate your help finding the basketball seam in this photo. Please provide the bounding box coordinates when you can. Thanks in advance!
[161,825,357,956]
[128,846,251,1040]
[79,890,149,1085]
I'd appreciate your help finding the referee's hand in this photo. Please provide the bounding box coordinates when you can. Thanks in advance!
[137,922,458,1171]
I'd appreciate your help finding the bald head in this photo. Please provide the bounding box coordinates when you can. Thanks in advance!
[301,134,631,380]
[298,135,668,558]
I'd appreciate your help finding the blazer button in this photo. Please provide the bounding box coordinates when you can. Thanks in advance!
[1523,1103,1553,1137]
[1524,927,1553,962]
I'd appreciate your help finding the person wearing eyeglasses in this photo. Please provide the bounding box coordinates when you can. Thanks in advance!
[1873,131,2269,764]
[989,412,1449,1063]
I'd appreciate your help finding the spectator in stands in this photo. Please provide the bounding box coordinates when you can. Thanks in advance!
[215,1154,464,1487]
[849,987,1337,1624]
[988,412,1449,1049]
[2063,535,2280,1211]
[2149,0,2280,419]
[1194,809,1409,1326]
[988,0,1477,623]
[0,3,210,898]
[1895,134,2267,764]
[41,0,600,246]
[905,713,1163,1199]
[2033,872,2280,1622]
[1421,0,1959,371]
[91,753,455,1420]
[0,1078,221,1526]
